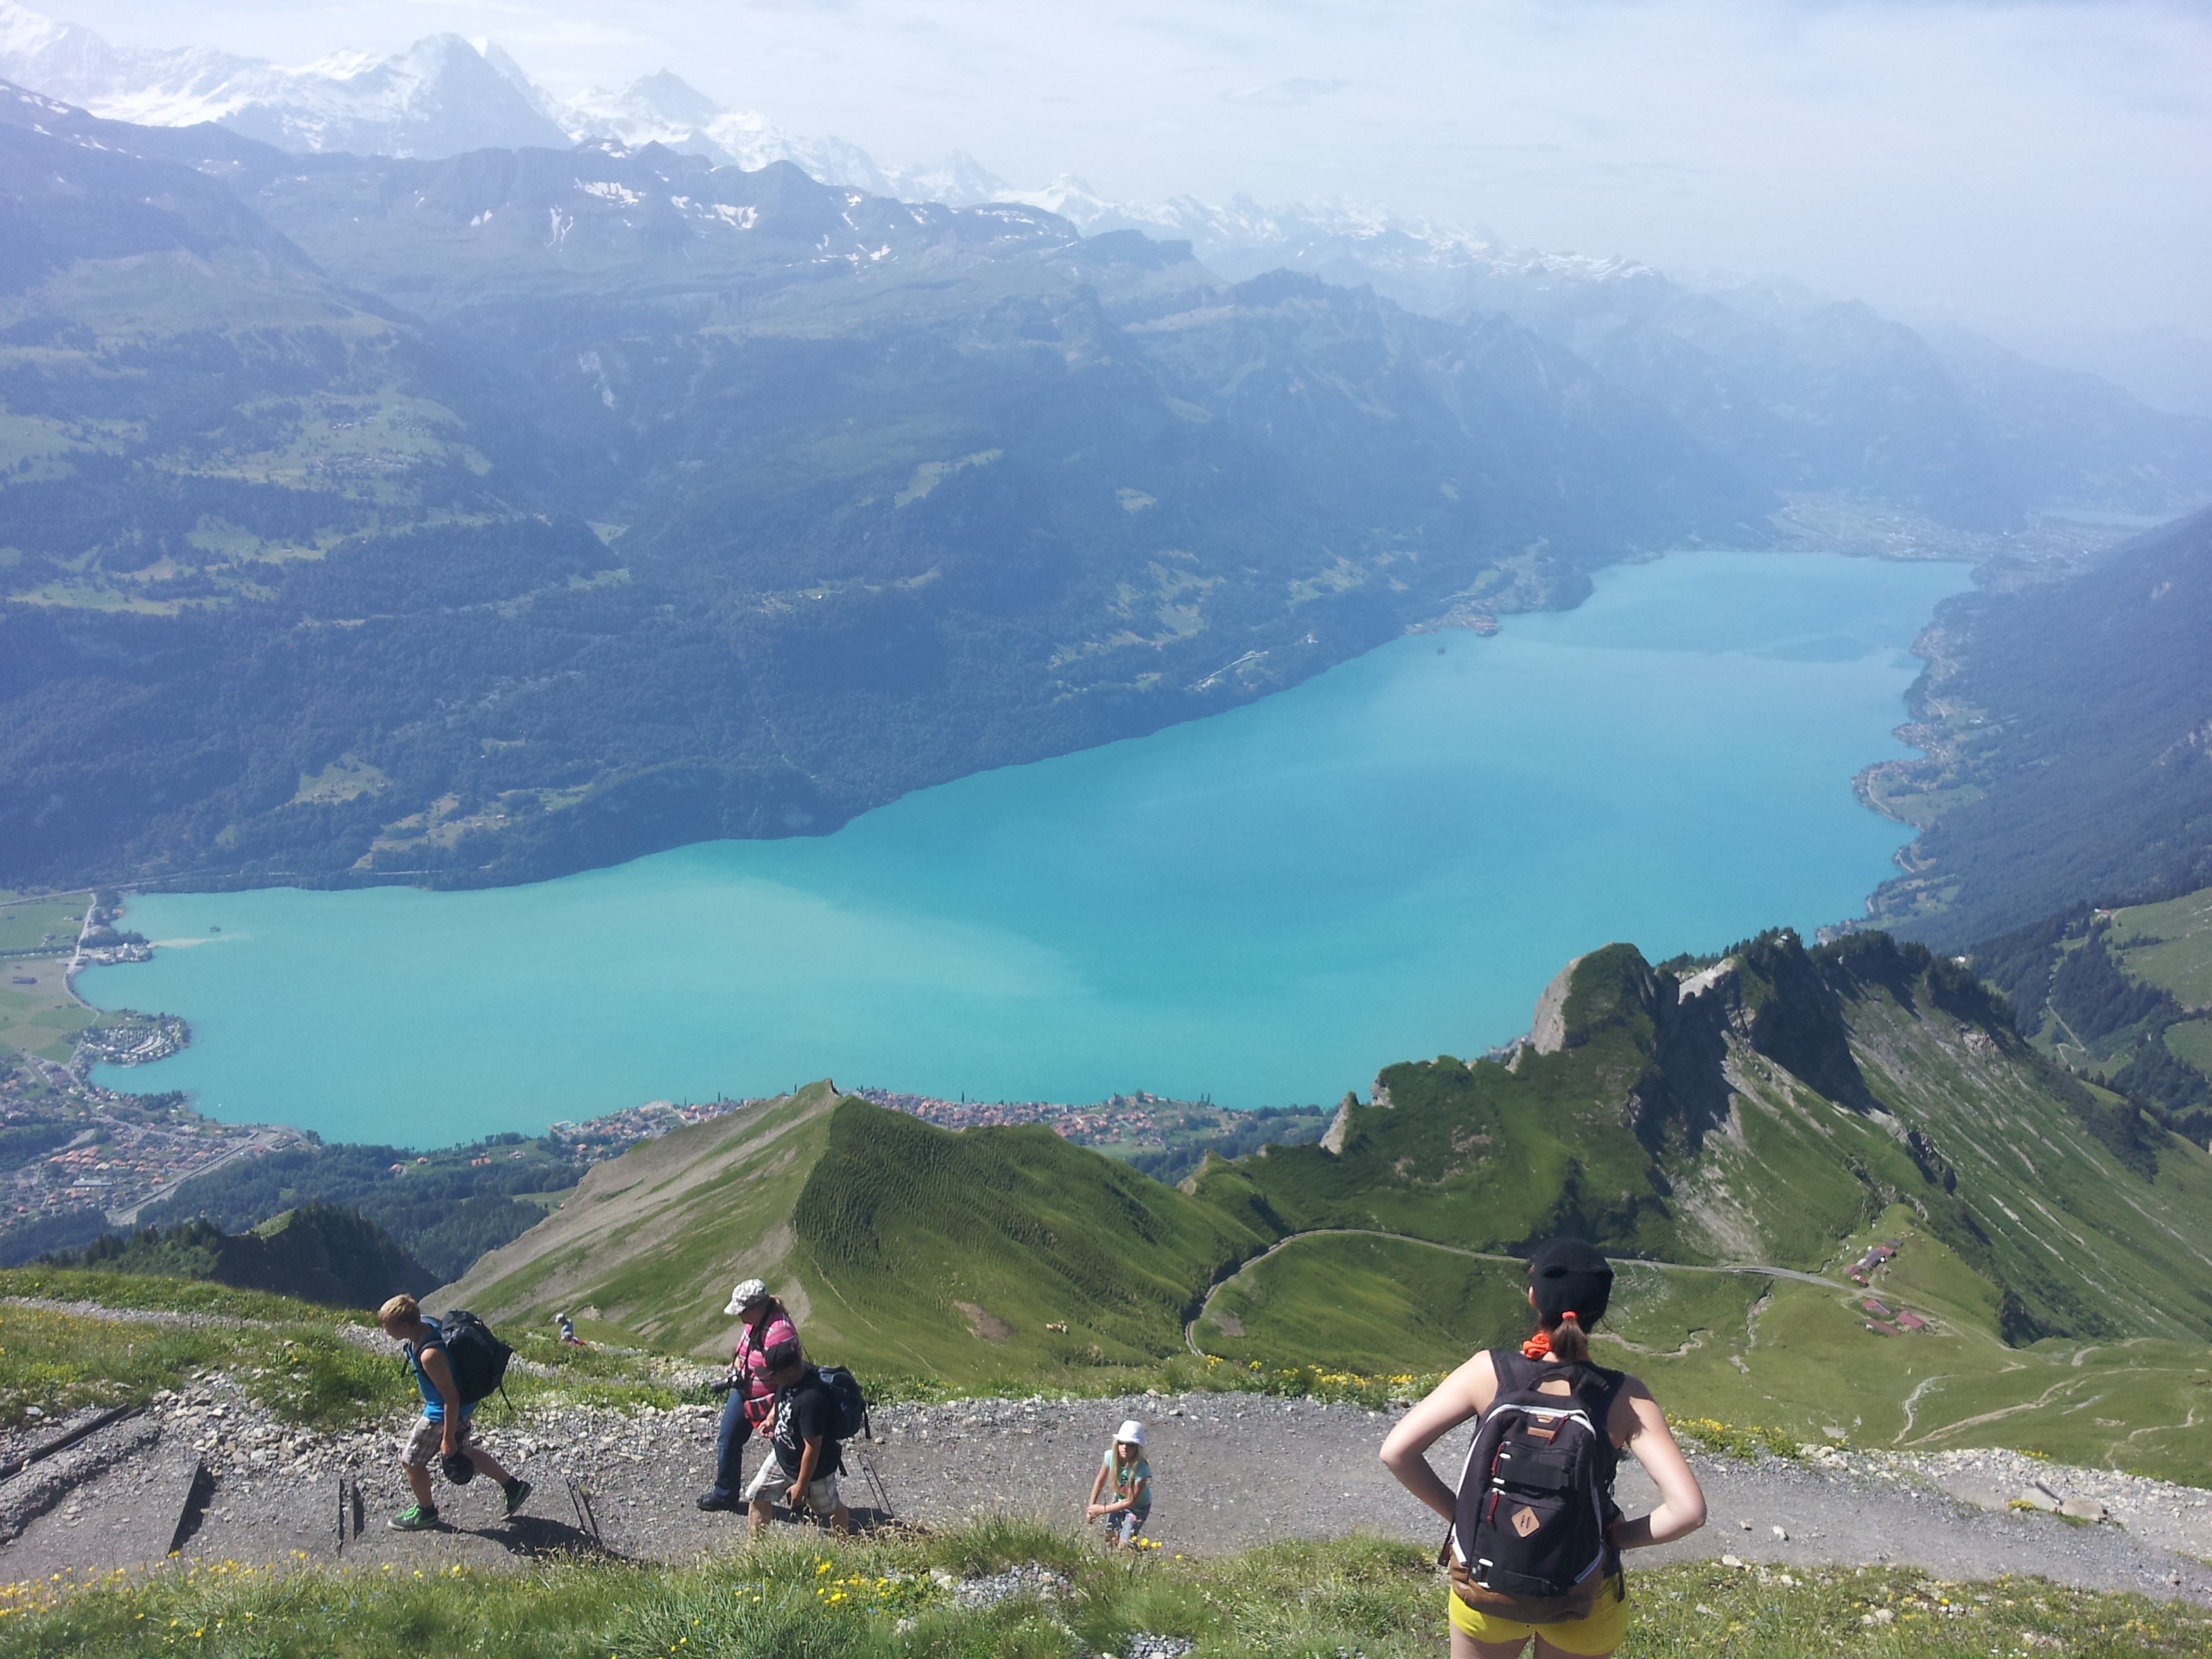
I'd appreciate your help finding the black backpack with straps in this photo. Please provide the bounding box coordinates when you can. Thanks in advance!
[429,1310,513,1406]
[1445,1349,1627,1623]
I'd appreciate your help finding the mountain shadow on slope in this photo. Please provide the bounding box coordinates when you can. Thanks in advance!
[43,1202,434,1309]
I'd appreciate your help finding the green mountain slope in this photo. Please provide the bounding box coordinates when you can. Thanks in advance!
[436,930,2212,1479]
[438,1082,1269,1384]
[1969,883,2212,1142]
[1195,930,2212,1345]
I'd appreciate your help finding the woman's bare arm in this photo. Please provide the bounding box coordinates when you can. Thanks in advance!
[1379,1351,1496,1523]
[1610,1384,1706,1549]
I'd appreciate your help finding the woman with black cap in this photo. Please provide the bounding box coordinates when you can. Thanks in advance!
[1380,1238,1706,1658]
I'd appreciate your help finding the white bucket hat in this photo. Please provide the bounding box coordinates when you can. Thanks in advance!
[1115,1419,1145,1446]
[724,1277,771,1316]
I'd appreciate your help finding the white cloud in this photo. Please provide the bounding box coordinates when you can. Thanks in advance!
[1223,76,1349,106]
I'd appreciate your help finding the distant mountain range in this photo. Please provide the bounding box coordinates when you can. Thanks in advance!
[0,1,1000,202]
[5,0,2207,431]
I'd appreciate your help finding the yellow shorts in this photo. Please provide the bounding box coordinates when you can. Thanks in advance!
[1446,1578,1629,1656]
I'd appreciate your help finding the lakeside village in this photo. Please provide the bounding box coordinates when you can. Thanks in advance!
[541,1086,1240,1163]
[1,884,1303,1254]
[1,888,272,1256]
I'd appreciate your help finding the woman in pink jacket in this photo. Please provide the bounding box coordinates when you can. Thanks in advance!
[697,1278,799,1510]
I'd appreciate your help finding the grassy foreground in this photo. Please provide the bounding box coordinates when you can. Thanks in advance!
[0,1523,2205,1659]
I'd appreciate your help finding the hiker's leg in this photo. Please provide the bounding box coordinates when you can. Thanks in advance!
[1531,1641,1611,1659]
[712,1391,750,1497]
[827,1502,851,1535]
[742,1455,781,1540]
[1446,1594,1535,1659]
[398,1417,438,1510]
[448,1418,509,1488]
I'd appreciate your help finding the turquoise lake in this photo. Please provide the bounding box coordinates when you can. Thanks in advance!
[80,549,1972,1147]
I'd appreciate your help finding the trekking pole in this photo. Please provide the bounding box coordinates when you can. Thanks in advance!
[566,1475,604,1550]
[856,1448,895,1521]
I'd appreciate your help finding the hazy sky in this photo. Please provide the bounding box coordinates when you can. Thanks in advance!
[46,0,2212,335]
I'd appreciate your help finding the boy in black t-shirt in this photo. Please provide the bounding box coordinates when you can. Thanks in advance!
[743,1340,852,1540]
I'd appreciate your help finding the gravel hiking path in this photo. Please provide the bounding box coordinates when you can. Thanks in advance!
[1,1324,2207,1603]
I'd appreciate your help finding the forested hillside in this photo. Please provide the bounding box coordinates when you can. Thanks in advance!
[1869,506,2212,944]
[0,84,1762,893]
[43,1201,432,1307]
[135,1132,583,1282]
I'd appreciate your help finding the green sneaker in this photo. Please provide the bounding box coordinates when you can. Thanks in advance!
[504,1477,532,1518]
[388,1504,443,1532]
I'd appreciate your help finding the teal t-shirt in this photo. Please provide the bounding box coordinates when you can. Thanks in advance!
[1103,1448,1151,1513]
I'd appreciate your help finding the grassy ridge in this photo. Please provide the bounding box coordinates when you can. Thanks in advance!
[0,1521,2203,1659]
[442,1086,1271,1389]
[790,1101,1269,1378]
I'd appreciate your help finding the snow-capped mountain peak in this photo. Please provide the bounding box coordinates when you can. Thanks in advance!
[0,0,1644,319]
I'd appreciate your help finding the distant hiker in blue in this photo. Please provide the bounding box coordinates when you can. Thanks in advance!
[697,1279,801,1512]
[377,1294,531,1532]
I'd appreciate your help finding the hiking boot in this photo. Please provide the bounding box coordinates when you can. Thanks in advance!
[697,1491,738,1511]
[503,1477,532,1518]
[388,1504,442,1532]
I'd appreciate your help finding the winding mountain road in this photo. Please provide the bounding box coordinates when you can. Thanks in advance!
[1186,1229,1847,1356]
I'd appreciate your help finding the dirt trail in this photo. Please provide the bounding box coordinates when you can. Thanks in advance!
[3,1378,2207,1605]
[1187,1231,1849,1353]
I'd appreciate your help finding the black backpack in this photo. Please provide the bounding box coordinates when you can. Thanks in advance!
[1445,1351,1626,1623]
[433,1310,514,1406]
[815,1364,870,1442]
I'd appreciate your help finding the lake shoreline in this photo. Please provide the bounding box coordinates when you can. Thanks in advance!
[76,548,1976,1145]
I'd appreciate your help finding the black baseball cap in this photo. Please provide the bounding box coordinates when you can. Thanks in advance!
[1528,1237,1613,1323]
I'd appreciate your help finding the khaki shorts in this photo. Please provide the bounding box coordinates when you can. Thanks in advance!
[744,1453,840,1512]
[399,1414,474,1469]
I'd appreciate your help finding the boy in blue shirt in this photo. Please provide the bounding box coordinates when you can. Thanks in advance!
[377,1294,531,1531]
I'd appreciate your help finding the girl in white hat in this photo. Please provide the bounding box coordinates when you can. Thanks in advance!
[1084,1418,1151,1548]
